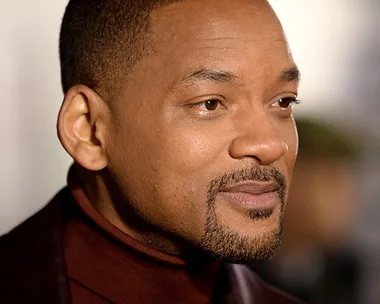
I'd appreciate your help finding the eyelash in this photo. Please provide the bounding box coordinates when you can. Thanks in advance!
[186,96,301,120]
[192,97,301,110]
[188,98,225,112]
[272,97,301,109]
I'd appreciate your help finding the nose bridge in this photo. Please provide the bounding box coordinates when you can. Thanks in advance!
[229,107,288,164]
[239,106,278,142]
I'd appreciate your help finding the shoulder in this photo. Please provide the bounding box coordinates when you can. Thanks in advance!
[0,187,72,304]
[0,187,71,248]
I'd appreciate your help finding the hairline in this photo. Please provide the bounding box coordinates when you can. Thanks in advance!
[60,0,187,99]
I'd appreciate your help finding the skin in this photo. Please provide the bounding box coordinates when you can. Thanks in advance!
[58,0,299,263]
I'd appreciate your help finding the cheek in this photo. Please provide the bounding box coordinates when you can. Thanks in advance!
[107,115,229,239]
[151,110,233,174]
[151,124,224,204]
[160,130,220,172]
[149,129,224,238]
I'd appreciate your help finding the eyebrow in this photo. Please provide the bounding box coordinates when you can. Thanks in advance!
[180,68,238,85]
[176,66,300,88]
[280,66,301,83]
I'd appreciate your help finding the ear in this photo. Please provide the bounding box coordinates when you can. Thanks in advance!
[57,85,109,171]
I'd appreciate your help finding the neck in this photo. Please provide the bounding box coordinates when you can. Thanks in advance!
[74,165,206,260]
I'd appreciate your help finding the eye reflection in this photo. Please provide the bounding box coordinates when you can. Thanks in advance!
[204,99,221,111]
[277,97,300,109]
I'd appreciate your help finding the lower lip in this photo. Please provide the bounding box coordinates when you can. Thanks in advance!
[219,191,278,211]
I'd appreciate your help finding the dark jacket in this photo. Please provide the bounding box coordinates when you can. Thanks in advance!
[0,188,304,304]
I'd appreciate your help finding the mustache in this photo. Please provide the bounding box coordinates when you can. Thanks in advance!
[207,166,287,204]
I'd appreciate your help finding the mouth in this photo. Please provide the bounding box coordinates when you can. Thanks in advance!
[218,181,281,212]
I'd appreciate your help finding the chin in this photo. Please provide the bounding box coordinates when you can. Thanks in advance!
[201,226,283,264]
[200,207,284,264]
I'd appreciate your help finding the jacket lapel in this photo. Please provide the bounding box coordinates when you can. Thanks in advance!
[0,188,72,304]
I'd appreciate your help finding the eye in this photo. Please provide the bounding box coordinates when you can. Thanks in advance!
[273,97,301,109]
[185,97,226,118]
[202,99,221,111]
[189,98,224,112]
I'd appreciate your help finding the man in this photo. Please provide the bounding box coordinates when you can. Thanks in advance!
[0,0,303,303]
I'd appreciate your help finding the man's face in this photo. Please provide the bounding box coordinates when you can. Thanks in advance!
[105,0,299,263]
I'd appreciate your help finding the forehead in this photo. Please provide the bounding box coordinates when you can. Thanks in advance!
[146,0,293,84]
[152,0,280,39]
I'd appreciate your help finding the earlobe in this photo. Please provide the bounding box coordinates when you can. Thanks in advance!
[57,85,109,171]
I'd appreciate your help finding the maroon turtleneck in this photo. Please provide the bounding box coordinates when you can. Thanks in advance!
[64,167,220,303]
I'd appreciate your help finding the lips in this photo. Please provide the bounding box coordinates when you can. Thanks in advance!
[221,181,280,195]
[218,181,281,211]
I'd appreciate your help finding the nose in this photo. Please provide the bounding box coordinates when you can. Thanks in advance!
[228,112,289,165]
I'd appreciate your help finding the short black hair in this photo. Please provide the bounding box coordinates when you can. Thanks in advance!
[59,0,180,95]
